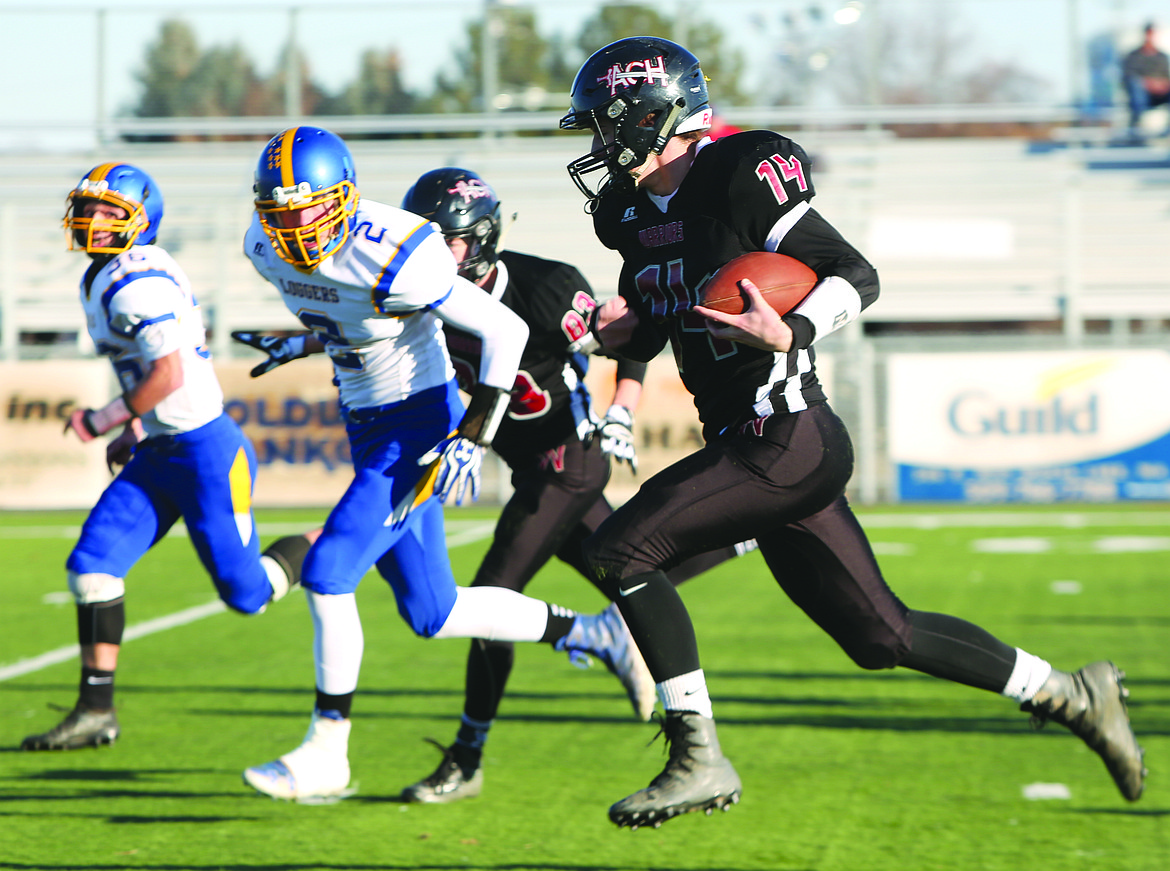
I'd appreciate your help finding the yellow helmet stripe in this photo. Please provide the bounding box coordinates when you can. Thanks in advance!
[85,163,120,184]
[279,127,301,189]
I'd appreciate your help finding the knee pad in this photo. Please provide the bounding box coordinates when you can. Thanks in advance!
[68,571,126,605]
[77,597,125,646]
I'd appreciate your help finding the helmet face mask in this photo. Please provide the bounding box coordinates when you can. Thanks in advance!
[64,164,164,255]
[560,37,711,209]
[401,168,502,282]
[254,126,359,270]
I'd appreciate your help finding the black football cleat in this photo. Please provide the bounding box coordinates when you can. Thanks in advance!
[399,739,484,804]
[1022,661,1146,801]
[609,711,741,829]
[21,704,119,751]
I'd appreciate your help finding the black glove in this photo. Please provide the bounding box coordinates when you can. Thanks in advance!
[231,331,311,377]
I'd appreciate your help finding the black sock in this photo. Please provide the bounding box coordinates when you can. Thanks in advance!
[613,570,701,681]
[79,667,115,710]
[464,638,513,722]
[315,690,353,720]
[540,605,575,644]
[452,716,488,776]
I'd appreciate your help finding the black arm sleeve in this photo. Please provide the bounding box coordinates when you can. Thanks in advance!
[613,355,648,384]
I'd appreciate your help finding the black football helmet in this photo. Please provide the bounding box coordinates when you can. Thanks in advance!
[559,36,711,209]
[402,167,502,281]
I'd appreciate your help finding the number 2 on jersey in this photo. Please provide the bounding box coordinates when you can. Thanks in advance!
[297,311,363,370]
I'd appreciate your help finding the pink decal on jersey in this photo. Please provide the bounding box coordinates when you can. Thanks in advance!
[562,290,597,344]
[508,370,551,420]
[636,260,735,360]
[773,154,809,191]
[561,310,589,344]
[755,154,809,207]
[597,56,669,96]
[755,160,788,206]
[538,444,567,473]
[571,290,597,315]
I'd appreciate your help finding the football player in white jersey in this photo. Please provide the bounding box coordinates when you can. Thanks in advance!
[236,126,647,803]
[20,164,315,753]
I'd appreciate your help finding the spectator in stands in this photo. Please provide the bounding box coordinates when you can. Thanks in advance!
[1122,22,1170,138]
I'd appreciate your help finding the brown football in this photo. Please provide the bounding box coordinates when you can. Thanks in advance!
[698,251,817,316]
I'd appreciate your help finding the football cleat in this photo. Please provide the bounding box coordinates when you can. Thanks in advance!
[1022,661,1146,801]
[242,712,353,803]
[20,704,119,751]
[558,603,656,721]
[609,711,742,829]
[399,739,484,804]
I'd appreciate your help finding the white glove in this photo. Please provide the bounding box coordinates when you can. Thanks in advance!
[419,436,484,505]
[231,331,310,377]
[598,404,637,473]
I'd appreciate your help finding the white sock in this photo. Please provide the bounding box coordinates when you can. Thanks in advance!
[306,590,364,696]
[1001,648,1053,702]
[433,586,557,641]
[301,710,352,754]
[657,668,713,719]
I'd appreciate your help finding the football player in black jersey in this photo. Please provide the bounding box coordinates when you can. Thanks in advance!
[560,37,1145,828]
[396,167,751,803]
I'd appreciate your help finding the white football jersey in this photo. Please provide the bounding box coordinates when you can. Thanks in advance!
[80,244,223,437]
[244,199,459,410]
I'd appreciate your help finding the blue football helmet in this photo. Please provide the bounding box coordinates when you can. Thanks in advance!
[64,163,164,254]
[253,126,359,270]
[401,167,502,282]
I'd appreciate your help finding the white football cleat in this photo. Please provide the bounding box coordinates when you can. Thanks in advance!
[243,712,354,803]
[559,602,657,721]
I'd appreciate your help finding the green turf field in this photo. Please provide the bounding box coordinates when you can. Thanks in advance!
[2,504,1168,871]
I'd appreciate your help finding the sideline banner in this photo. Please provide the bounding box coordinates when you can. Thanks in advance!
[0,358,351,510]
[889,350,1170,502]
[217,357,351,507]
[2,350,833,509]
[0,361,113,509]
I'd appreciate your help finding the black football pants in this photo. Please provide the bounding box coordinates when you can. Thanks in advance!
[583,403,1017,692]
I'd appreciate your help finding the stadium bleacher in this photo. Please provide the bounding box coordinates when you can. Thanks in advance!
[2,132,1168,362]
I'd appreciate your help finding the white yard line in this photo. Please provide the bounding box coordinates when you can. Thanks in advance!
[1,521,497,682]
[0,600,228,682]
[859,512,1170,529]
[2,513,1166,541]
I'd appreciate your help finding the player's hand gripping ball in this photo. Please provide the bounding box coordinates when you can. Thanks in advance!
[698,252,817,316]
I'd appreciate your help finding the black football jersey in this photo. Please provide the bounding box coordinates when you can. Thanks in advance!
[444,250,598,463]
[593,130,879,438]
